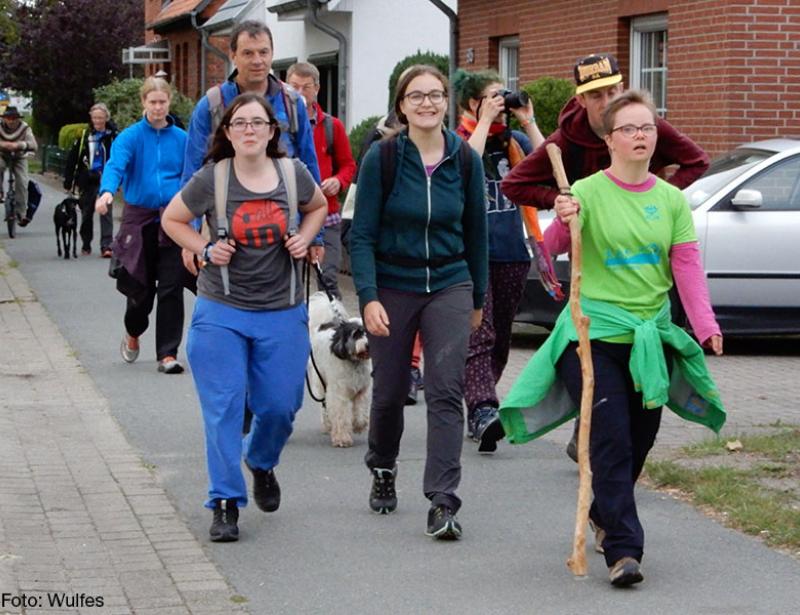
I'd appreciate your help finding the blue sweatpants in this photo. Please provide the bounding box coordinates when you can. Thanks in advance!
[187,297,309,509]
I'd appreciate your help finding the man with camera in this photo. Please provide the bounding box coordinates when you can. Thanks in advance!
[500,53,710,461]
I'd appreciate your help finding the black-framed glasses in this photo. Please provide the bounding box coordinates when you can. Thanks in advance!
[228,118,274,132]
[403,90,447,106]
[610,123,657,138]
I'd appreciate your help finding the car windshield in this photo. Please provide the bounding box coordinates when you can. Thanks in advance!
[683,148,773,209]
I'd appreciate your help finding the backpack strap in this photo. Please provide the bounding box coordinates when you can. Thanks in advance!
[213,158,232,295]
[457,139,472,189]
[322,113,334,157]
[281,84,300,137]
[275,157,300,305]
[378,136,398,206]
[206,85,225,135]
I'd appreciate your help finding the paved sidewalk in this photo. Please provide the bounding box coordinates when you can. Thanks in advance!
[0,248,247,614]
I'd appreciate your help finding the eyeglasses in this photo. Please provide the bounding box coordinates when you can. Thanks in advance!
[228,118,273,132]
[610,123,657,138]
[403,90,447,106]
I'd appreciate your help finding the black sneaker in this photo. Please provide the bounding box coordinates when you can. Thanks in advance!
[608,557,643,587]
[566,418,579,462]
[369,466,397,514]
[425,504,462,540]
[248,463,280,512]
[209,499,239,542]
[471,405,505,453]
[405,367,423,406]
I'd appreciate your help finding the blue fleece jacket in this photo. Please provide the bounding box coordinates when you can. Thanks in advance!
[100,116,186,209]
[180,75,320,186]
[350,129,488,310]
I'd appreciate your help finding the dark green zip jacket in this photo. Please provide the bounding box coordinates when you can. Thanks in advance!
[350,129,488,310]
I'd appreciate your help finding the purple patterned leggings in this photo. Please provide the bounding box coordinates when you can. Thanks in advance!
[463,261,531,419]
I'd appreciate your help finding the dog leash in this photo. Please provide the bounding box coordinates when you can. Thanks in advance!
[304,260,328,404]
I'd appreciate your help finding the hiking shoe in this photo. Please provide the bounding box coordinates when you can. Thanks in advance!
[209,498,239,542]
[369,466,397,514]
[470,405,505,453]
[120,334,139,363]
[248,463,280,512]
[425,504,462,540]
[158,356,184,374]
[405,367,423,406]
[589,518,606,554]
[608,557,643,587]
[566,419,579,462]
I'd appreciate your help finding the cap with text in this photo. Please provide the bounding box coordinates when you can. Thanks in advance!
[574,53,622,95]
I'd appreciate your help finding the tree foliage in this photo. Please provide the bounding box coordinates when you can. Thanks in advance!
[348,114,383,162]
[0,0,19,49]
[93,79,195,131]
[0,0,143,138]
[521,76,575,137]
[387,50,449,111]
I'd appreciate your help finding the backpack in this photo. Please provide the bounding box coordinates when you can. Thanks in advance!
[207,82,300,144]
[212,157,299,304]
[377,135,473,204]
[320,113,334,157]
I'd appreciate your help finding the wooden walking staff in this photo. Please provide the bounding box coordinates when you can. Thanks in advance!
[545,143,595,577]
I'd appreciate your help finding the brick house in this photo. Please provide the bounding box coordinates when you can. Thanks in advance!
[139,0,230,99]
[458,0,800,157]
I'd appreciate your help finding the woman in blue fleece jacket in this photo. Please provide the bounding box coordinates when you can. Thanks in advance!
[96,77,188,374]
[350,65,488,540]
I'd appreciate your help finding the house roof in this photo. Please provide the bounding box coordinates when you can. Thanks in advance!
[202,0,261,33]
[267,0,308,15]
[148,0,212,30]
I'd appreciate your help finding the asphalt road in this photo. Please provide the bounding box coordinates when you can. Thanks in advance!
[3,177,799,614]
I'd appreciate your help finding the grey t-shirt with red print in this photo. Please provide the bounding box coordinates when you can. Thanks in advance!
[181,158,316,310]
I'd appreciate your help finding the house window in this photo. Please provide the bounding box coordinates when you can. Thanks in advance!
[308,51,339,117]
[630,13,668,116]
[498,37,520,92]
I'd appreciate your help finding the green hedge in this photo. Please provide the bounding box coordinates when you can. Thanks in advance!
[348,114,383,161]
[58,123,88,150]
[521,76,575,137]
[92,78,195,130]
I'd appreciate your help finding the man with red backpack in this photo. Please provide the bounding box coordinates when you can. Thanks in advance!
[287,62,356,298]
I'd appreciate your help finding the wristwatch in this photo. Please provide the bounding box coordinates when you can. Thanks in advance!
[201,242,214,264]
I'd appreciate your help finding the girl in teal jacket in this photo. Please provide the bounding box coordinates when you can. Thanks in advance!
[350,65,488,540]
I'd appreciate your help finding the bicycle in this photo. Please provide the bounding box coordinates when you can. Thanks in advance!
[2,163,16,238]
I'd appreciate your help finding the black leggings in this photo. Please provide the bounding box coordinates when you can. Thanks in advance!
[557,340,663,566]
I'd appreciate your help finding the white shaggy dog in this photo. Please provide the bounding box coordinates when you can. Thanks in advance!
[307,292,371,447]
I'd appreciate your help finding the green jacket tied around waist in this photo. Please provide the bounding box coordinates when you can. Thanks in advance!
[499,298,726,444]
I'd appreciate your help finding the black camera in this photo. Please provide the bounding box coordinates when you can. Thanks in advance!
[496,88,530,111]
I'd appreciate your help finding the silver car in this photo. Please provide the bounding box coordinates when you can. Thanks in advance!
[515,138,800,335]
[686,138,800,335]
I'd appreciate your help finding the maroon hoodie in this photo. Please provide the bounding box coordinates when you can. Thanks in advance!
[500,97,710,209]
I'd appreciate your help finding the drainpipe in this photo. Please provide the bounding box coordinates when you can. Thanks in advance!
[428,0,457,129]
[306,0,347,127]
[191,8,230,94]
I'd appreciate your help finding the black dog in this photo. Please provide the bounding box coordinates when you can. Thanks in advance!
[54,197,79,260]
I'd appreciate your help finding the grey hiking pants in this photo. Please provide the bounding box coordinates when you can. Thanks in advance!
[364,282,473,512]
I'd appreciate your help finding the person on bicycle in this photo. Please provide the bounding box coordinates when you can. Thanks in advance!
[0,106,38,225]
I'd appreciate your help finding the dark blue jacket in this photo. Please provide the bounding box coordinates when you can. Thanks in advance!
[350,129,488,310]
